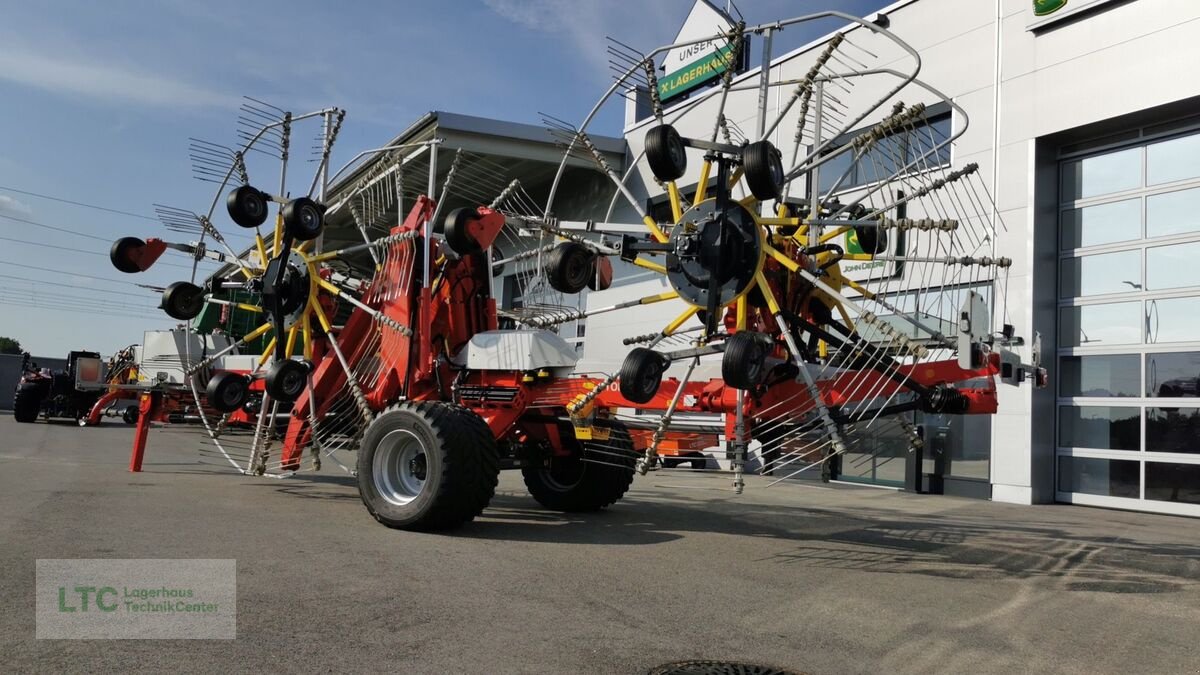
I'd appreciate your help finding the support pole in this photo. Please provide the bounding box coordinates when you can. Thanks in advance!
[129,391,161,472]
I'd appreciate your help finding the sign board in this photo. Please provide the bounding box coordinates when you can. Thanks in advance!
[1027,0,1122,30]
[659,1,740,103]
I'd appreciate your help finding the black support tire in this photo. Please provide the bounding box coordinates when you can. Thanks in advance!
[12,385,41,423]
[122,405,139,425]
[545,241,595,294]
[523,424,635,512]
[205,372,250,413]
[742,140,785,200]
[226,185,270,229]
[722,331,772,390]
[265,359,308,403]
[357,402,499,531]
[283,197,324,241]
[443,207,480,254]
[645,124,687,182]
[161,281,205,320]
[110,237,146,274]
[852,225,888,255]
[618,347,669,404]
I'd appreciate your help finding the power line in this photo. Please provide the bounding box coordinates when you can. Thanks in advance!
[0,297,175,322]
[0,259,146,287]
[0,235,220,271]
[0,273,156,299]
[0,184,158,221]
[0,212,111,242]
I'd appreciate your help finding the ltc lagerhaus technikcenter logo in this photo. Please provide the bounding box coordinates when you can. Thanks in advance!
[36,559,236,639]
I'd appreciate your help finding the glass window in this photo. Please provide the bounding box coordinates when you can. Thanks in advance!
[1146,242,1200,290]
[1146,187,1200,239]
[1058,456,1140,498]
[1146,408,1200,454]
[1059,199,1140,249]
[1060,147,1141,200]
[1058,405,1140,450]
[1147,134,1200,186]
[817,150,855,194]
[1145,462,1200,504]
[1059,354,1140,397]
[1147,297,1200,344]
[1146,352,1200,397]
[1059,302,1141,346]
[1059,250,1141,297]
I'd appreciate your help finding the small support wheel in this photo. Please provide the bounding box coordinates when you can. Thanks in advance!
[545,241,596,294]
[742,140,785,200]
[619,347,670,404]
[161,281,205,320]
[205,372,251,413]
[110,237,146,274]
[226,185,270,229]
[282,197,324,241]
[645,124,687,182]
[522,423,635,512]
[265,359,309,403]
[122,405,139,425]
[852,225,888,255]
[443,207,480,254]
[722,331,773,390]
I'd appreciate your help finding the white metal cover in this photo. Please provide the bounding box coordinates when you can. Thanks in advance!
[451,330,579,371]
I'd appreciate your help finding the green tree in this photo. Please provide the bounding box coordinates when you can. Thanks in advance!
[0,336,22,355]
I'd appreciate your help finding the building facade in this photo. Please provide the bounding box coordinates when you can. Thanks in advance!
[574,0,1200,516]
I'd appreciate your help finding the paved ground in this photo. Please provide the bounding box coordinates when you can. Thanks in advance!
[2,415,1199,674]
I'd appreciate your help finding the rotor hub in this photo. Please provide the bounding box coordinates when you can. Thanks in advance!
[261,250,311,330]
[666,199,762,308]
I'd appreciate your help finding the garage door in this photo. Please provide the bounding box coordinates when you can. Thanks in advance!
[1057,127,1200,516]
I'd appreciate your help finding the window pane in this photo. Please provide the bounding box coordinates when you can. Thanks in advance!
[1147,134,1200,185]
[1146,187,1200,238]
[1058,456,1140,498]
[1061,147,1141,200]
[1058,405,1140,450]
[1146,242,1200,290]
[818,150,855,194]
[1148,297,1200,344]
[1059,354,1140,397]
[1145,462,1200,504]
[1059,250,1141,297]
[1060,302,1141,346]
[1146,408,1200,454]
[1059,199,1140,249]
[1146,352,1200,397]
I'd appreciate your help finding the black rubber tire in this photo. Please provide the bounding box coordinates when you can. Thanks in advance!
[687,451,707,470]
[852,225,888,255]
[661,457,681,469]
[545,241,595,295]
[12,385,41,423]
[161,281,205,320]
[645,124,687,182]
[443,207,480,254]
[265,359,308,402]
[522,424,635,512]
[619,347,669,404]
[122,406,139,425]
[110,237,146,274]
[226,185,270,229]
[722,331,772,390]
[283,197,324,242]
[205,372,251,413]
[357,402,500,531]
[742,140,785,200]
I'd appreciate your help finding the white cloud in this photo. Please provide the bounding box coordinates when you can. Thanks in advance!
[0,44,241,110]
[0,195,32,216]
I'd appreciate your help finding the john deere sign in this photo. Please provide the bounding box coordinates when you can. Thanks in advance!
[659,44,736,101]
[659,0,741,103]
[1033,0,1068,16]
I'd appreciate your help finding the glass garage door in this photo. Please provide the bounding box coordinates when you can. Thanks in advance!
[1057,128,1200,516]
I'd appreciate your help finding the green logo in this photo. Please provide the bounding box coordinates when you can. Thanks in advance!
[658,44,735,101]
[1033,0,1068,16]
[845,229,865,255]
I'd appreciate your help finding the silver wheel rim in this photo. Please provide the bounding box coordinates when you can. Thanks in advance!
[372,429,427,506]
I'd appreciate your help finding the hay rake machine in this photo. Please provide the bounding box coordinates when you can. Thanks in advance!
[104,9,1045,532]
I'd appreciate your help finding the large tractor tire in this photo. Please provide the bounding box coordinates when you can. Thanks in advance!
[12,384,43,423]
[523,424,636,512]
[357,402,499,531]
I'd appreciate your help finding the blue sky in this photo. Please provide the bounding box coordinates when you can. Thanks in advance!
[0,0,885,357]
